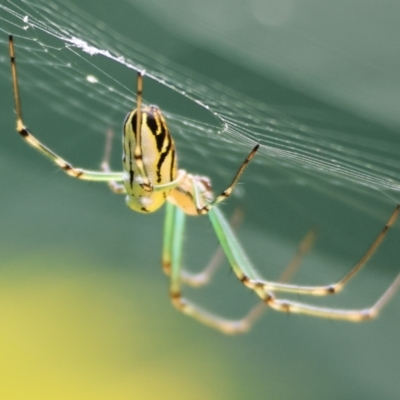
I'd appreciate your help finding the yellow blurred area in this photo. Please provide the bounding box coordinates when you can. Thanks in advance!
[0,252,232,400]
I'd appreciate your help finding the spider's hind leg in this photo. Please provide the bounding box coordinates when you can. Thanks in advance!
[241,204,400,298]
[261,272,400,321]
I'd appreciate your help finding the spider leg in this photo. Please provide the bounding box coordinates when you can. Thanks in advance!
[133,71,152,192]
[180,209,244,287]
[261,273,400,321]
[179,241,228,287]
[208,204,400,299]
[162,202,263,334]
[196,144,259,215]
[276,227,317,283]
[181,210,315,288]
[101,129,127,194]
[9,35,125,183]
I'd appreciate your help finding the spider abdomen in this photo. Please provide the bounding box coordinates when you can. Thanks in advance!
[123,106,177,213]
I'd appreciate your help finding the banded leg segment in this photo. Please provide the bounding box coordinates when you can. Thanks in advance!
[133,72,152,192]
[262,272,400,321]
[9,35,125,183]
[196,144,259,215]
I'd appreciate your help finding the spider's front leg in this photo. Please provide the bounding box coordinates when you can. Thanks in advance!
[195,144,259,215]
[9,35,125,184]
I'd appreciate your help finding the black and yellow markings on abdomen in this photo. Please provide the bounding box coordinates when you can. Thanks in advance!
[129,107,175,184]
[151,109,176,184]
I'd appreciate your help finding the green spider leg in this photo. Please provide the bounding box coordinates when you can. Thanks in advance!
[179,209,245,287]
[163,201,267,334]
[207,205,400,321]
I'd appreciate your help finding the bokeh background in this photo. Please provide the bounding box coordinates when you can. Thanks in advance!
[1,1,400,399]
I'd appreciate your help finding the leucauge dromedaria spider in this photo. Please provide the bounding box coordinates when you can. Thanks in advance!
[9,35,400,334]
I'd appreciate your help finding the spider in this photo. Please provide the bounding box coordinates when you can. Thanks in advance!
[8,35,400,334]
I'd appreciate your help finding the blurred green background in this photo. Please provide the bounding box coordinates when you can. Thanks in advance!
[1,1,400,399]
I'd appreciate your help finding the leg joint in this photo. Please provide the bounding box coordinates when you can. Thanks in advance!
[170,291,186,310]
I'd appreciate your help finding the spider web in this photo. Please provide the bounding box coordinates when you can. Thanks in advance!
[1,4,400,398]
[1,0,400,226]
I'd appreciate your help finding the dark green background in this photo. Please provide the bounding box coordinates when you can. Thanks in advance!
[0,1,400,399]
